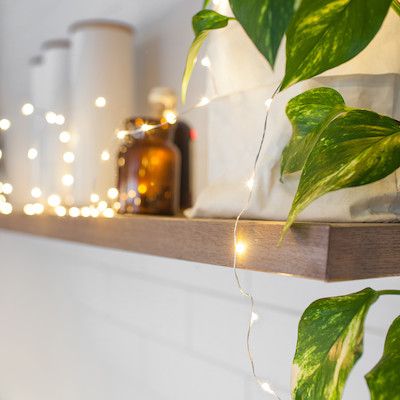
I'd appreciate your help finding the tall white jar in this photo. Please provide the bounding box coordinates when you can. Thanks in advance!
[68,20,135,205]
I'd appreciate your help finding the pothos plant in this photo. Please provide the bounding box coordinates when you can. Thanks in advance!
[182,1,400,399]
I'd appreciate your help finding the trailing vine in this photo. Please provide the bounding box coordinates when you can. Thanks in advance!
[182,1,400,399]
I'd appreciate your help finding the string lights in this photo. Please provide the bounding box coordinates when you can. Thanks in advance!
[0,41,282,398]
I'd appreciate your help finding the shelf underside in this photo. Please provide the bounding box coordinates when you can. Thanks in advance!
[0,214,399,282]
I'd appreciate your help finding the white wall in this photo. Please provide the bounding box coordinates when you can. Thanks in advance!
[0,1,400,400]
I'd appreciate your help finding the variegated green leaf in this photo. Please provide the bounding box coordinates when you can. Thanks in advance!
[281,87,346,177]
[182,10,232,103]
[281,0,393,90]
[292,288,379,400]
[366,315,400,400]
[393,0,400,16]
[229,0,296,67]
[282,108,400,238]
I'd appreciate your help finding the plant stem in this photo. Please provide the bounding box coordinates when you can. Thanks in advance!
[378,289,400,296]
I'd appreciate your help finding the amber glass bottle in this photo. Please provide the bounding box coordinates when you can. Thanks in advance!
[117,117,181,215]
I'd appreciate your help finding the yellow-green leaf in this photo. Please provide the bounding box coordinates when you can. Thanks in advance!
[393,0,400,16]
[366,315,400,400]
[292,288,379,400]
[281,87,346,177]
[282,106,400,239]
[281,0,393,90]
[229,0,295,67]
[181,10,231,103]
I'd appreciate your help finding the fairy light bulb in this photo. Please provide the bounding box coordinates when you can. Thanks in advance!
[251,312,259,326]
[27,148,38,160]
[163,110,177,125]
[45,111,57,124]
[90,193,100,203]
[59,131,71,143]
[260,381,274,395]
[246,176,255,190]
[235,241,246,255]
[0,119,11,131]
[197,97,210,108]
[1,202,13,215]
[54,205,66,217]
[97,201,108,212]
[101,150,110,161]
[0,149,2,159]
[31,187,42,198]
[107,187,119,200]
[141,123,153,132]
[68,207,80,218]
[21,103,34,116]
[63,151,75,163]
[2,183,13,195]
[62,174,74,186]
[80,207,91,218]
[201,56,211,68]
[103,208,115,218]
[23,204,35,216]
[47,194,61,207]
[33,203,44,215]
[117,130,128,140]
[95,97,107,108]
[265,98,273,111]
[55,114,65,125]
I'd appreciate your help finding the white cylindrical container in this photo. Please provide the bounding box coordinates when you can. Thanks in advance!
[27,55,46,199]
[69,20,135,205]
[37,39,71,201]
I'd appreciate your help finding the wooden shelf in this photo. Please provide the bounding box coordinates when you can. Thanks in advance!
[0,213,399,281]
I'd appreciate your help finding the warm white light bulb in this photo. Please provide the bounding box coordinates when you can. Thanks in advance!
[45,111,57,124]
[0,119,11,131]
[59,131,71,143]
[97,201,108,212]
[117,130,128,140]
[201,56,211,68]
[90,193,100,203]
[141,123,154,132]
[23,203,35,216]
[63,151,75,163]
[62,174,74,186]
[33,203,44,215]
[27,148,38,160]
[68,207,80,218]
[235,241,246,255]
[197,97,210,108]
[101,150,110,161]
[265,98,273,110]
[2,183,13,195]
[163,110,177,125]
[0,149,2,160]
[103,208,115,218]
[107,187,119,200]
[47,194,61,207]
[31,187,42,198]
[246,176,255,190]
[21,103,34,116]
[260,381,274,395]
[1,202,13,215]
[95,97,107,108]
[251,312,259,325]
[55,114,65,125]
[54,205,67,217]
[80,207,91,218]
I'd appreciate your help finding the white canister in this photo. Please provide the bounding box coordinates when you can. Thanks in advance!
[69,20,135,205]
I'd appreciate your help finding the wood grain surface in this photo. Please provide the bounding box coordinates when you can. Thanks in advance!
[0,214,399,282]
